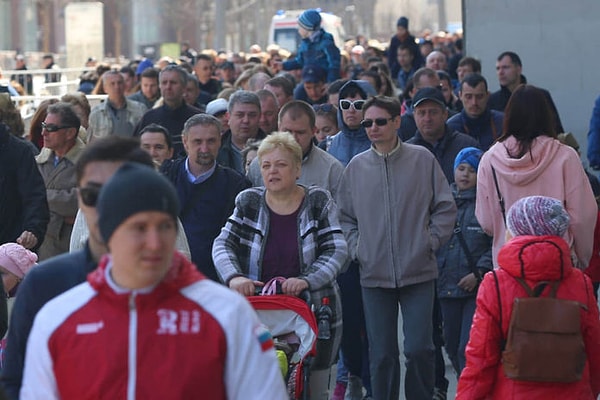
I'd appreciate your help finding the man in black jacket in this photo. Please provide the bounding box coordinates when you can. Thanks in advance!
[0,123,48,250]
[161,114,250,281]
[1,137,153,400]
[489,51,564,133]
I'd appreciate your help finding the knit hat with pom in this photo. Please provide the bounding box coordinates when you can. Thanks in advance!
[298,9,321,31]
[506,196,570,237]
[0,243,38,279]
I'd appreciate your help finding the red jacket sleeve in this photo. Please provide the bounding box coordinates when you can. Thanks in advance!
[581,273,600,397]
[457,273,504,399]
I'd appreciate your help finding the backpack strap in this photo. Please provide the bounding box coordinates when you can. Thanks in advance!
[581,273,590,312]
[492,270,506,350]
[514,276,560,298]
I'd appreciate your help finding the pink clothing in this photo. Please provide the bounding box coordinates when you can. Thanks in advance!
[475,135,597,268]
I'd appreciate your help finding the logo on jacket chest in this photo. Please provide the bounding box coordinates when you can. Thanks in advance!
[156,308,201,335]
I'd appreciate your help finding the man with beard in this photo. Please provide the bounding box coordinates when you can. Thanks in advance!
[161,114,250,281]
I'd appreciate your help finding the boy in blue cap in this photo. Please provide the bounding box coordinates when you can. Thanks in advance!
[281,9,341,83]
[436,147,493,376]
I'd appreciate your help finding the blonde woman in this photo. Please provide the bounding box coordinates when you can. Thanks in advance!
[213,131,348,400]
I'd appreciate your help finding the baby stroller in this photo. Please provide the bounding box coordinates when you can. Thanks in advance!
[249,279,318,400]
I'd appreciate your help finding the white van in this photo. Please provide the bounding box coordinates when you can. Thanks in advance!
[268,9,345,53]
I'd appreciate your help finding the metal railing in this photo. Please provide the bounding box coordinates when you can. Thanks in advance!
[3,67,96,97]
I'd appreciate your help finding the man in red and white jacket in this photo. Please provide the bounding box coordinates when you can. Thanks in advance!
[21,163,287,400]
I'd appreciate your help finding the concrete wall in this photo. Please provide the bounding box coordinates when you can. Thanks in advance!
[463,0,600,163]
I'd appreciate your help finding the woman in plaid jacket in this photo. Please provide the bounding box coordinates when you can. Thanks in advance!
[212,132,348,399]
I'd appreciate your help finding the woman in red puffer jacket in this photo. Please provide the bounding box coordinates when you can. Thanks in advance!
[457,196,600,399]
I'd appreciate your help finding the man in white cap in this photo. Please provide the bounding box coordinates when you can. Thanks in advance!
[206,97,229,134]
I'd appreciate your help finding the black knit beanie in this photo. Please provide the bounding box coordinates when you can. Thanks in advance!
[97,162,180,243]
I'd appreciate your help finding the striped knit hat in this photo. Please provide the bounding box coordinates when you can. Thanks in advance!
[298,9,321,31]
[506,196,570,237]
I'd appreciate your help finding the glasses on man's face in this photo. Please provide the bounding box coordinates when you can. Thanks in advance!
[360,117,395,128]
[79,183,102,207]
[41,122,71,133]
[312,103,335,113]
[339,99,366,111]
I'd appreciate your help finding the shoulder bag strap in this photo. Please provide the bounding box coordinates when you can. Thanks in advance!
[455,224,481,279]
[491,166,506,226]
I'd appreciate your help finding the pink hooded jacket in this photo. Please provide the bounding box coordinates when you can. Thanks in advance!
[475,135,597,268]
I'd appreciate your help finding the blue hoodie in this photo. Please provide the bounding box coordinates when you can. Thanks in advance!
[328,80,377,166]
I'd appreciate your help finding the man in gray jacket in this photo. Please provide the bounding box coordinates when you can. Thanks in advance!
[337,95,456,400]
[87,71,147,142]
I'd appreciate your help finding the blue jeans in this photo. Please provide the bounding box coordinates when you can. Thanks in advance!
[439,296,476,376]
[362,280,435,400]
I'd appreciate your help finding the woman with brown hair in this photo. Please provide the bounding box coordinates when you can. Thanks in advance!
[475,84,597,268]
[0,94,39,155]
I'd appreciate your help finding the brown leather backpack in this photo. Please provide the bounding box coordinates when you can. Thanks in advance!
[500,277,586,382]
[491,239,589,383]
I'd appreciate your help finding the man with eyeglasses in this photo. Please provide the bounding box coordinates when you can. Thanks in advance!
[35,102,86,261]
[327,79,377,399]
[20,162,286,400]
[336,95,456,400]
[407,87,479,184]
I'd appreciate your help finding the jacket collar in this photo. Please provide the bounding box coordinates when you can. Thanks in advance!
[36,137,86,164]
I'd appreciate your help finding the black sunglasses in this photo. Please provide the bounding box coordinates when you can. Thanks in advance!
[312,103,335,112]
[79,183,103,207]
[339,99,365,111]
[41,122,72,133]
[360,117,395,128]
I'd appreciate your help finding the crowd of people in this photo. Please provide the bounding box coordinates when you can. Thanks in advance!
[0,7,599,400]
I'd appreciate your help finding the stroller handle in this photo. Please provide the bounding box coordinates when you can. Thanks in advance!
[255,278,313,307]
